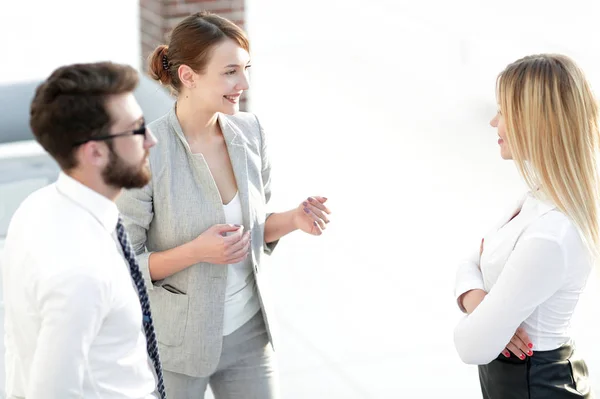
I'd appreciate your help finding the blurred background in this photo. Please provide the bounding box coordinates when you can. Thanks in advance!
[1,0,600,397]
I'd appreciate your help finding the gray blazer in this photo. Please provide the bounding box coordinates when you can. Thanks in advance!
[116,107,278,378]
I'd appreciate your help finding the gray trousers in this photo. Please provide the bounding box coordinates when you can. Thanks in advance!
[164,311,279,399]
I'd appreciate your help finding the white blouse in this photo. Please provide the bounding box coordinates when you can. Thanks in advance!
[454,192,593,365]
[222,192,261,336]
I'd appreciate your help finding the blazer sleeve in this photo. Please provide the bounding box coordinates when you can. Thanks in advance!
[116,181,156,287]
[255,115,278,255]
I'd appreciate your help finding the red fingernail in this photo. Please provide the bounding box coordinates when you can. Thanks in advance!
[527,350,533,356]
[520,354,525,359]
[528,343,533,348]
[503,351,510,358]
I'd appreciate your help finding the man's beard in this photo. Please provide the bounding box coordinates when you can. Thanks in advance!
[102,147,151,189]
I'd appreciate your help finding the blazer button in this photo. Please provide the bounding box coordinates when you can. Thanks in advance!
[254,264,258,273]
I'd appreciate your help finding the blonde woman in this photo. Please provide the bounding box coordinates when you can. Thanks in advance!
[454,54,598,398]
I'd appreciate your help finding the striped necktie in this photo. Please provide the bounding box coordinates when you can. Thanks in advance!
[116,217,166,399]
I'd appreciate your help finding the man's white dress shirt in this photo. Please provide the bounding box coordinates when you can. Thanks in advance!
[2,173,157,398]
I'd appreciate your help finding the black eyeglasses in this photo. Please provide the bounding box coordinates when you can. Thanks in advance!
[72,123,147,147]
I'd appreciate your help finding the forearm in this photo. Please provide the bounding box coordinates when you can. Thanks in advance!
[148,240,199,281]
[454,289,514,365]
[459,289,487,314]
[264,210,298,243]
[454,237,566,364]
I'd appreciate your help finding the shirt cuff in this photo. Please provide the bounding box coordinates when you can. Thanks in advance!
[455,279,486,313]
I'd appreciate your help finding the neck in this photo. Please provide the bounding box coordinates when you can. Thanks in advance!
[176,97,220,141]
[67,169,121,202]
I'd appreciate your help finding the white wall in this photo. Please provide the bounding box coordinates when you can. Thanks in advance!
[0,0,141,84]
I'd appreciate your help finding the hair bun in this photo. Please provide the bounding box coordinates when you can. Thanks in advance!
[148,45,172,85]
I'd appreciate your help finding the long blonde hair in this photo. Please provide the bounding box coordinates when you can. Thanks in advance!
[498,54,600,256]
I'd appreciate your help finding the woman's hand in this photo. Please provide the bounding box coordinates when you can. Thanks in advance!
[293,196,331,236]
[191,224,251,264]
[501,327,534,360]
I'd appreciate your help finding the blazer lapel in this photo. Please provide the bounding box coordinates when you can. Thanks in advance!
[219,114,252,230]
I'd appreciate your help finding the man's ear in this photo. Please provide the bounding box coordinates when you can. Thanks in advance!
[78,141,110,168]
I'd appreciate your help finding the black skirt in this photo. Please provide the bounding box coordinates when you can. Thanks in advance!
[478,342,593,398]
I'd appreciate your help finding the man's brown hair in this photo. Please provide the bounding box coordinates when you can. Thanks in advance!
[30,62,139,170]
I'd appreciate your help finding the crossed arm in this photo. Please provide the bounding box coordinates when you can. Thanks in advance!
[454,236,566,364]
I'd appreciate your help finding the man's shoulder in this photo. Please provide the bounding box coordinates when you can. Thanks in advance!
[8,183,59,232]
[7,183,109,259]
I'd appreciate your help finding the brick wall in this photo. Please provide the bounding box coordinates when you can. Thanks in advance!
[140,0,248,110]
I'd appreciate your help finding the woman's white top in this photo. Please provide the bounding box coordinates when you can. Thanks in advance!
[454,192,593,365]
[222,192,261,336]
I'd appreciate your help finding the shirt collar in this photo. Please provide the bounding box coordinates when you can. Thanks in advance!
[524,190,557,216]
[55,172,119,233]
